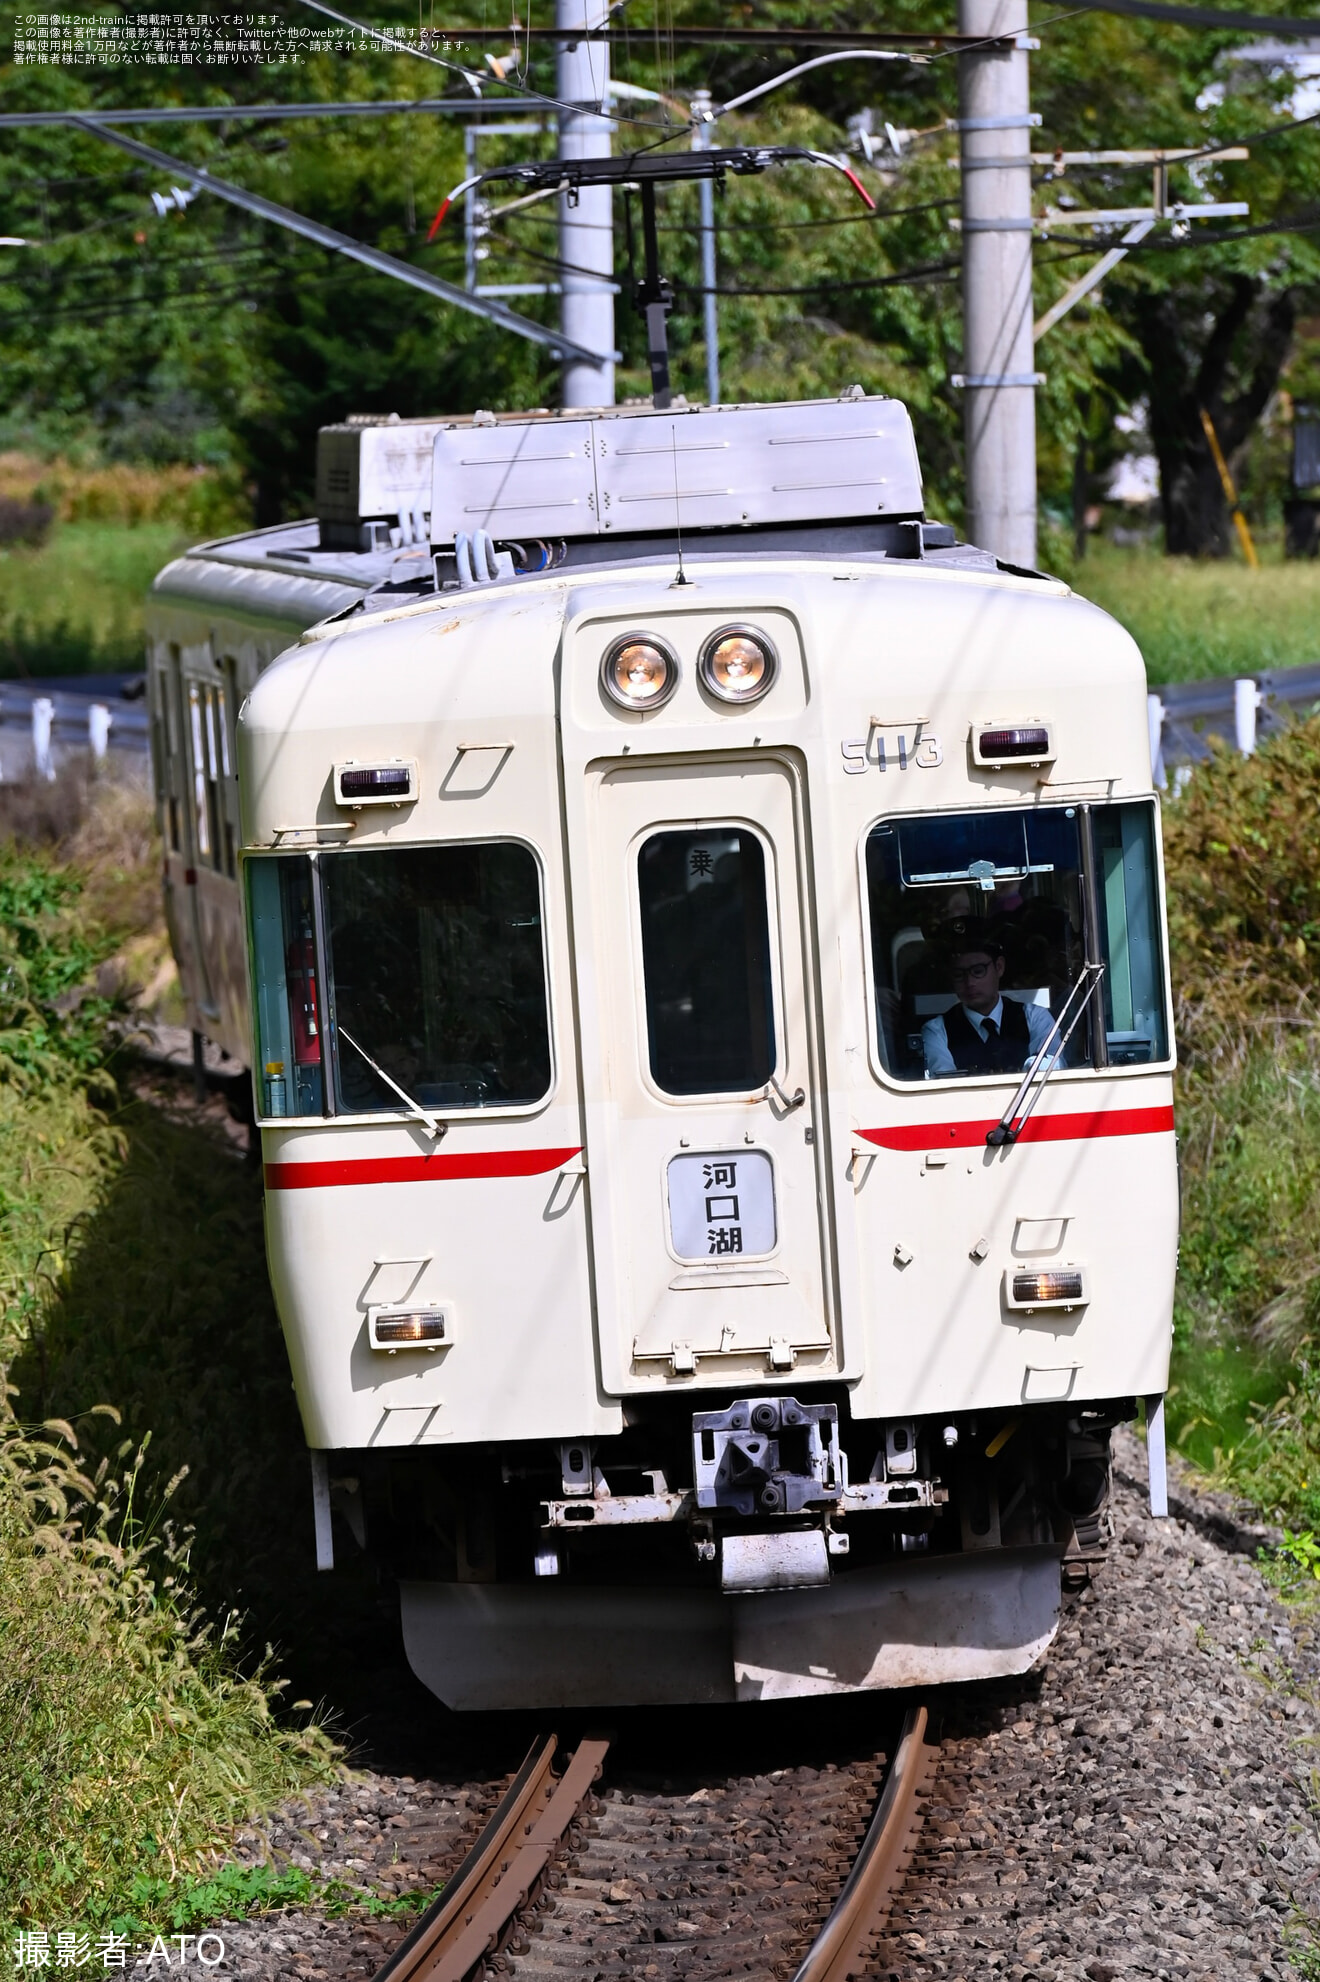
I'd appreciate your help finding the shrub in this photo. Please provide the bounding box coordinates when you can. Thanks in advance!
[1162,717,1320,1050]
[0,454,247,536]
[0,495,54,548]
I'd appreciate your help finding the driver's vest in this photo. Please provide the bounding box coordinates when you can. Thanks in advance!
[941,997,1030,1075]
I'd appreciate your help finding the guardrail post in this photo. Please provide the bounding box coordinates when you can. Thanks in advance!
[1145,1393,1168,1518]
[1146,692,1167,789]
[31,697,55,782]
[1233,676,1260,756]
[88,703,111,761]
[310,1451,334,1571]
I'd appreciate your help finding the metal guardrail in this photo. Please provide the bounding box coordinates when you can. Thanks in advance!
[0,673,148,776]
[1148,661,1320,786]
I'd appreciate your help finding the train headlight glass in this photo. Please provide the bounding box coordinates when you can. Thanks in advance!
[601,633,679,711]
[698,625,777,705]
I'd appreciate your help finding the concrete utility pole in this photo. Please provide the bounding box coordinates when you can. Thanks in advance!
[557,0,615,407]
[957,0,1038,565]
[690,90,720,406]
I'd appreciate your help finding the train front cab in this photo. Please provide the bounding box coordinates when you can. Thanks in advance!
[239,562,1178,1709]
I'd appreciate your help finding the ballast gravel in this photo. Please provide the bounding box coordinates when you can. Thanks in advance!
[871,1430,1320,1982]
[169,1432,1320,1981]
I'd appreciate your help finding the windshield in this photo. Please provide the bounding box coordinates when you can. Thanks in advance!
[244,844,552,1120]
[865,802,1168,1082]
[324,843,552,1113]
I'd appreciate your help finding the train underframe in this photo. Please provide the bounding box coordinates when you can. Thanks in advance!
[321,1393,1130,1709]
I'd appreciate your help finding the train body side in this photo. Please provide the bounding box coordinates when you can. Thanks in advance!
[144,523,399,1064]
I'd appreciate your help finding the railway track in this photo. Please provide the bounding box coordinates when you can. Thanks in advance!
[371,1708,932,1982]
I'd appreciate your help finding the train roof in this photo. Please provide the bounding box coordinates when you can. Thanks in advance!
[150,510,1045,632]
[148,394,1071,647]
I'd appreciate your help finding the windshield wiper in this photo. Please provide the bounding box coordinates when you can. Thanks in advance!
[337,1025,447,1141]
[986,963,1105,1150]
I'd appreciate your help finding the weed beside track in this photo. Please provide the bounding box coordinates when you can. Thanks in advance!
[0,780,342,1951]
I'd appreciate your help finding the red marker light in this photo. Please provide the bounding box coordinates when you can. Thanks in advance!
[978,727,1052,759]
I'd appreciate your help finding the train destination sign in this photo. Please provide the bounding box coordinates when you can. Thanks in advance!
[667,1151,777,1262]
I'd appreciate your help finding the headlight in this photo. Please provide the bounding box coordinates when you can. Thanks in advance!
[601,633,679,711]
[698,625,777,705]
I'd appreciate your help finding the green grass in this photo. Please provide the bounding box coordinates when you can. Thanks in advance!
[1069,535,1320,687]
[0,521,200,678]
[86,1860,441,1939]
[0,812,343,1947]
[1166,1040,1314,1502]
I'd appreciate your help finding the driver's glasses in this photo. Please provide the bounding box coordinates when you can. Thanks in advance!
[951,960,995,983]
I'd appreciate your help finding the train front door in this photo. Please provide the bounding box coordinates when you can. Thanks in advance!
[572,754,838,1391]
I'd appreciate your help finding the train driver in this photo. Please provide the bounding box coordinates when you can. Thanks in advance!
[922,932,1056,1079]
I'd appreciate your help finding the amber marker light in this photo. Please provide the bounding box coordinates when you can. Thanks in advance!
[370,1307,450,1350]
[1010,1268,1085,1309]
[601,633,679,710]
[698,624,778,705]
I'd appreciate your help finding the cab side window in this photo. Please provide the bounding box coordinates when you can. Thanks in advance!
[865,802,1169,1082]
[247,856,326,1118]
[1094,804,1168,1065]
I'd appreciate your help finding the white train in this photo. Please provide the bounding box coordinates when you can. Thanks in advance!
[147,392,1177,1709]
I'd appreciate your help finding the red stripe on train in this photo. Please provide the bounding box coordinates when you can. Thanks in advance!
[857,1105,1175,1154]
[265,1147,582,1189]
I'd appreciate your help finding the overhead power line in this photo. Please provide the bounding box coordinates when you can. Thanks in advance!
[60,114,609,363]
[0,98,553,131]
[358,25,1022,48]
[294,0,665,130]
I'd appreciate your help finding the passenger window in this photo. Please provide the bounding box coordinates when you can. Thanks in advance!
[187,679,232,872]
[324,842,551,1113]
[158,658,181,855]
[186,683,212,862]
[246,856,326,1118]
[1093,804,1168,1065]
[864,803,1168,1081]
[216,668,238,879]
[637,828,775,1096]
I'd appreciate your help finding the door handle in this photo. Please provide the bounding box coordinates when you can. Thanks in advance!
[762,1073,806,1112]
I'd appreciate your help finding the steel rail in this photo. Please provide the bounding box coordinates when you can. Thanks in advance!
[790,1704,933,1982]
[372,1732,610,1982]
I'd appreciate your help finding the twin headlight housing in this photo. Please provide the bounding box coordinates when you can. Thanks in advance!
[601,624,778,713]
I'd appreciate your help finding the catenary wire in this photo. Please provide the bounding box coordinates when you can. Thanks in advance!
[294,0,671,131]
[11,206,1320,329]
[499,194,963,235]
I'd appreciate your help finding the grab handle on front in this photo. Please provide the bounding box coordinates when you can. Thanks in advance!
[763,1073,806,1112]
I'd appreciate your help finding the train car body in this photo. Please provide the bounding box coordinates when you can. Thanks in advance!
[145,430,442,1065]
[159,394,1178,1710]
